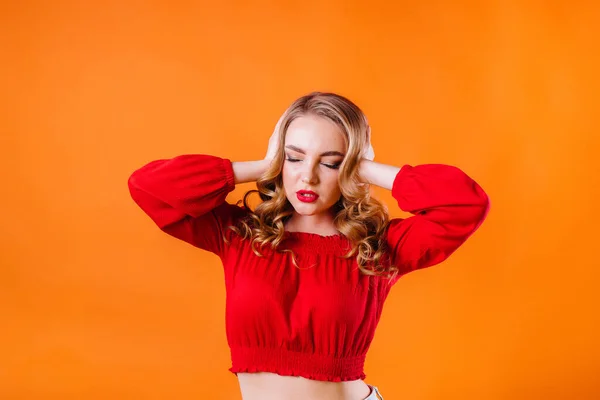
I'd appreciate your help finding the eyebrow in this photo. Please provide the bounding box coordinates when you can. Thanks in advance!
[285,145,345,157]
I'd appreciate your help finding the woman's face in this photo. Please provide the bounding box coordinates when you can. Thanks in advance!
[282,114,346,218]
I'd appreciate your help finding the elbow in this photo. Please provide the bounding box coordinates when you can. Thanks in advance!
[127,172,145,204]
[460,195,489,243]
[127,172,137,191]
[467,180,490,228]
[475,188,490,228]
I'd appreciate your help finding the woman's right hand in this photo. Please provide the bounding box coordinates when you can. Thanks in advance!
[232,113,287,184]
[264,112,286,162]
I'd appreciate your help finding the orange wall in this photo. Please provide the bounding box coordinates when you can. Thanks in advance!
[2,1,599,399]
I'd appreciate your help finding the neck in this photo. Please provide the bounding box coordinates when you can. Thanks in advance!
[285,211,338,236]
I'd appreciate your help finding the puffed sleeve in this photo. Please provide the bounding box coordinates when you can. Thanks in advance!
[386,164,490,279]
[128,154,246,257]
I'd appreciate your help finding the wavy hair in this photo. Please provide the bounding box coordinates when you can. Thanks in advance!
[227,92,398,278]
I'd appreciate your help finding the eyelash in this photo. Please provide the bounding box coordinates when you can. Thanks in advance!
[285,157,341,170]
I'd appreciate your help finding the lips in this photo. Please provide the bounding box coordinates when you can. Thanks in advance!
[297,190,319,203]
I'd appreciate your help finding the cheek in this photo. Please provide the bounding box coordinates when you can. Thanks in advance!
[323,173,341,198]
[281,165,296,191]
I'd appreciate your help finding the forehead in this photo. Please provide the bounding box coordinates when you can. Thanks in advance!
[285,115,346,153]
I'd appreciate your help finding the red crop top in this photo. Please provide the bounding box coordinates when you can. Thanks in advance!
[128,154,489,382]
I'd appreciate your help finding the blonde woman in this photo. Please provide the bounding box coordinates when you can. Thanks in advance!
[128,92,489,400]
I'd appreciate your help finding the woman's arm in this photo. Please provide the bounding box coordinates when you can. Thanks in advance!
[231,110,284,184]
[129,154,248,256]
[129,112,284,255]
[232,159,271,184]
[359,159,489,277]
[358,160,400,190]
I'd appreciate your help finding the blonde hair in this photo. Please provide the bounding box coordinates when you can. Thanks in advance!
[228,92,398,279]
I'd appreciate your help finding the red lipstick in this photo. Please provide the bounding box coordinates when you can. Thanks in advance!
[297,190,319,203]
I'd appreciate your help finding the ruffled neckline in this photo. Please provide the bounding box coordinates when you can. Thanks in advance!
[282,231,351,255]
[284,231,344,239]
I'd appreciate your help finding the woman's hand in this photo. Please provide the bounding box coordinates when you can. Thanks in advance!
[358,124,376,187]
[232,114,286,184]
[265,112,286,162]
[363,125,375,161]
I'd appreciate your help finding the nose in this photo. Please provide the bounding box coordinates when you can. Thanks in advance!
[301,162,319,185]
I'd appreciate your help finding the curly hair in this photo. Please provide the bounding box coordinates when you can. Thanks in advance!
[227,92,398,279]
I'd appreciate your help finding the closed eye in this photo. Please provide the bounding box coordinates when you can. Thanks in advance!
[285,155,341,169]
[322,163,341,169]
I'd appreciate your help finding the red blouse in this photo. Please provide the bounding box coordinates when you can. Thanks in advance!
[128,154,489,382]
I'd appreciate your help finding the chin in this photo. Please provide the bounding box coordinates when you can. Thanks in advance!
[293,207,318,216]
[290,202,320,215]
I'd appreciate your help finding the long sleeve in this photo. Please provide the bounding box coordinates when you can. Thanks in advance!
[386,164,490,278]
[128,154,245,257]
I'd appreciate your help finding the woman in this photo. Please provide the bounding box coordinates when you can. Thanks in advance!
[128,92,489,400]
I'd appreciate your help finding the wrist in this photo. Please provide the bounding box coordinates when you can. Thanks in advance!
[358,159,400,190]
[233,159,271,184]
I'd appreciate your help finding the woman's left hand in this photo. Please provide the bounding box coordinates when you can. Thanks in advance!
[363,126,375,161]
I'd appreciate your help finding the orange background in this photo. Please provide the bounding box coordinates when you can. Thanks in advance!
[2,1,599,399]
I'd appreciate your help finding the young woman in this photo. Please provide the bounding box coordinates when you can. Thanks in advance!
[128,92,489,400]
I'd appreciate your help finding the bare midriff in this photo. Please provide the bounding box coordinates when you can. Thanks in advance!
[237,372,372,400]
